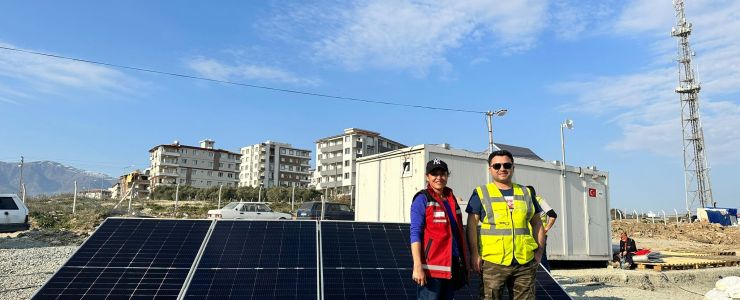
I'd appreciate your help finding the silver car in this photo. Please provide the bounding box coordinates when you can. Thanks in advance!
[207,202,291,220]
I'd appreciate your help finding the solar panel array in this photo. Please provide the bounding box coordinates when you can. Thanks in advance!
[184,221,318,299]
[33,218,571,300]
[33,218,211,300]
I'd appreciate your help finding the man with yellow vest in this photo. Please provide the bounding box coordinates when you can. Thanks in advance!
[466,150,546,300]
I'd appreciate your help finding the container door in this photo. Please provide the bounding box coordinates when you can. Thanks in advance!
[586,185,609,256]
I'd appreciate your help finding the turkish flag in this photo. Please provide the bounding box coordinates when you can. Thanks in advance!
[588,188,597,198]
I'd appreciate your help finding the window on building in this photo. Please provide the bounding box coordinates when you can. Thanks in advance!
[344,160,350,167]
[207,181,211,186]
[317,166,322,171]
[344,148,350,154]
[194,160,198,165]
[218,172,223,177]
[209,152,213,157]
[193,150,198,155]
[344,173,349,179]
[182,158,187,164]
[402,159,413,177]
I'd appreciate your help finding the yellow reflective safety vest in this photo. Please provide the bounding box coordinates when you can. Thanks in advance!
[476,183,539,266]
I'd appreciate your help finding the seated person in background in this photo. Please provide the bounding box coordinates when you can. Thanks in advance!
[612,232,637,269]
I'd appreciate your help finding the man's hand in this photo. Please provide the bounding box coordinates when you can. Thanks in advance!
[471,253,483,274]
[535,249,544,264]
[412,264,426,286]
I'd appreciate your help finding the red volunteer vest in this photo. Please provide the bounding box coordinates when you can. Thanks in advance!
[416,186,467,279]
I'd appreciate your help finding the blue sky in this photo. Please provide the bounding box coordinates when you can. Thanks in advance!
[1,0,738,211]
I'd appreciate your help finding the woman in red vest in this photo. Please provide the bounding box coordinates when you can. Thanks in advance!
[410,159,468,300]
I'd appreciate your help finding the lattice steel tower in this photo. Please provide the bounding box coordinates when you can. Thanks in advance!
[671,0,713,210]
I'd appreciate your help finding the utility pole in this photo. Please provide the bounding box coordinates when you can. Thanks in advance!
[174,183,180,217]
[218,184,223,209]
[291,186,295,212]
[18,156,24,195]
[672,0,713,212]
[73,181,77,214]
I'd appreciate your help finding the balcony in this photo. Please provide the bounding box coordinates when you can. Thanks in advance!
[318,181,343,188]
[321,144,343,153]
[319,168,342,176]
[281,151,311,159]
[161,149,180,157]
[321,156,343,164]
[282,168,311,174]
[160,160,178,167]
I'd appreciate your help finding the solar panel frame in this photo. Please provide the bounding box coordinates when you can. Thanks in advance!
[181,220,320,300]
[31,217,214,300]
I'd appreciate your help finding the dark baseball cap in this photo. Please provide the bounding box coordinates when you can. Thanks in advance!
[426,159,449,174]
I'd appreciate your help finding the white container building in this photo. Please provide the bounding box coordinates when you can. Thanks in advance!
[354,144,611,262]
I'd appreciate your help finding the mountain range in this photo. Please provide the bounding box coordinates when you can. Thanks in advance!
[0,161,117,196]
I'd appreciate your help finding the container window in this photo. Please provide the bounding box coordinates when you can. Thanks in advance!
[0,197,19,210]
[402,159,413,177]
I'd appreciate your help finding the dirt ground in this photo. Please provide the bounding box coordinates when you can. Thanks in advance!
[611,220,740,253]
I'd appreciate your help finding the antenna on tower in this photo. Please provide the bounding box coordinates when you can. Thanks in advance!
[671,0,714,213]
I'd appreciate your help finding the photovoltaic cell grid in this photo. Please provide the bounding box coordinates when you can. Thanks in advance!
[320,221,571,300]
[32,218,211,300]
[321,222,415,299]
[183,220,318,299]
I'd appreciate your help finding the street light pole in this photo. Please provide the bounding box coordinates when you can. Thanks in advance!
[486,109,507,182]
[559,119,574,256]
[18,156,24,196]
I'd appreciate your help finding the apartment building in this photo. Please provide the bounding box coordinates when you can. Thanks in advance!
[149,139,241,188]
[239,141,311,188]
[116,170,150,199]
[314,128,405,197]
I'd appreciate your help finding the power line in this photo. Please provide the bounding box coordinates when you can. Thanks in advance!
[0,46,487,114]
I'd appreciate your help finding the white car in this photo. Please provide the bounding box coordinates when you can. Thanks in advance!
[207,202,291,220]
[0,194,29,232]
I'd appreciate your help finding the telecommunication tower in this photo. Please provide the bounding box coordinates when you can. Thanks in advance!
[671,0,713,211]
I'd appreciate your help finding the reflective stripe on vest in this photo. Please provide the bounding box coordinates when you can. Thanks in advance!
[477,183,539,266]
[422,264,452,272]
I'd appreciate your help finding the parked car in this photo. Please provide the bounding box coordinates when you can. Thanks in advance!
[207,202,292,220]
[296,202,354,220]
[0,194,29,232]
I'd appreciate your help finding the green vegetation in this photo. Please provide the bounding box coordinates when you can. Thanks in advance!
[25,186,326,232]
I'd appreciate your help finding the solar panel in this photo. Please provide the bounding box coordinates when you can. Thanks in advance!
[32,218,212,300]
[183,220,318,299]
[320,221,571,300]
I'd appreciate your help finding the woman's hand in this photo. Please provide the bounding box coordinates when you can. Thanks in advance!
[412,264,426,286]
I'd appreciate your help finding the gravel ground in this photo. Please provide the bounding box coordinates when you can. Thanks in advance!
[0,246,77,300]
[554,266,740,300]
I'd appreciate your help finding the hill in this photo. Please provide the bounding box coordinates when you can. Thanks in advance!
[0,161,117,196]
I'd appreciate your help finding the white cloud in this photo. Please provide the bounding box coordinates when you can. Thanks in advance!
[550,0,617,40]
[552,1,740,165]
[187,57,320,86]
[306,0,548,75]
[0,43,138,102]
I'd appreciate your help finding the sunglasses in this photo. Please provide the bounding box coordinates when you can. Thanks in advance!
[490,163,513,170]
